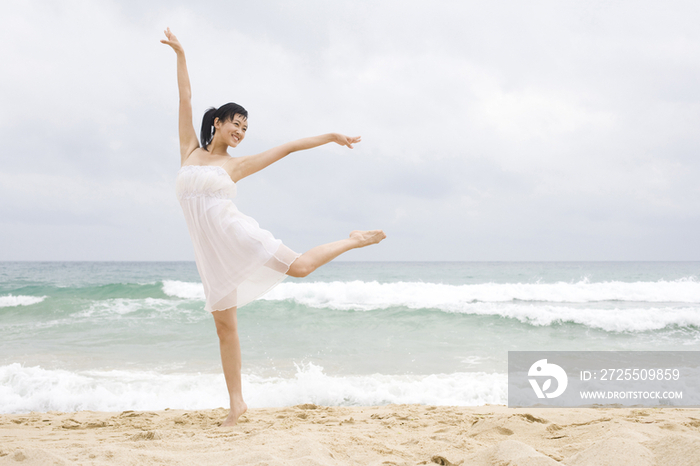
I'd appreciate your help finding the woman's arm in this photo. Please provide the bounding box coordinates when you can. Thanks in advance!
[230,133,361,182]
[161,28,199,164]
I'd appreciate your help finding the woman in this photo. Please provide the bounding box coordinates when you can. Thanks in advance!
[161,28,386,427]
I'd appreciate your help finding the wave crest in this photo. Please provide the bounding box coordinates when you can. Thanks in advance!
[0,294,46,308]
[0,363,505,413]
[262,279,700,310]
[162,280,205,300]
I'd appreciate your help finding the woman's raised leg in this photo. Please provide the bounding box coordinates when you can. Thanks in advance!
[287,230,386,278]
[211,307,248,427]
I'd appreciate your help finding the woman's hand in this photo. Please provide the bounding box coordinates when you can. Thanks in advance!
[160,27,184,54]
[332,133,361,149]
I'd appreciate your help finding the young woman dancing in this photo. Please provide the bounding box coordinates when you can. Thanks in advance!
[161,28,386,427]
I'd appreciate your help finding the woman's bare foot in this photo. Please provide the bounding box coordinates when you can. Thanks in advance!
[220,400,248,427]
[350,230,386,247]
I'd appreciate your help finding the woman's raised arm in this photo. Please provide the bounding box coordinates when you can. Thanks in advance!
[230,133,360,182]
[161,28,199,164]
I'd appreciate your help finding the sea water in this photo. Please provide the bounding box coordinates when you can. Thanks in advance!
[1,261,699,413]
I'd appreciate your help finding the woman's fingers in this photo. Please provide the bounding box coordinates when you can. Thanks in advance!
[335,134,361,148]
[161,27,183,52]
[346,135,361,148]
[162,27,177,43]
[161,39,178,50]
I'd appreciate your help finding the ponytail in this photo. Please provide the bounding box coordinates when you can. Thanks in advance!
[200,107,218,149]
[200,103,249,150]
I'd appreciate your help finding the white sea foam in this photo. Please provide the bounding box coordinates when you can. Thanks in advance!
[0,362,506,414]
[159,279,700,332]
[262,279,700,310]
[0,363,224,414]
[162,278,700,307]
[451,302,700,332]
[0,294,46,308]
[243,363,505,408]
[78,297,185,317]
[162,280,205,300]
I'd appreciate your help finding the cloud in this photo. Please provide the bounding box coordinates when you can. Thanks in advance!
[1,0,699,260]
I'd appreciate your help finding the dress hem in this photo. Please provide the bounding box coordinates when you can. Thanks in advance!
[205,249,301,313]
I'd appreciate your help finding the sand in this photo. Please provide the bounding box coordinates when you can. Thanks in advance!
[1,404,700,465]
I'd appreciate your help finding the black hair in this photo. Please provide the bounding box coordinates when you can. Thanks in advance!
[200,102,248,149]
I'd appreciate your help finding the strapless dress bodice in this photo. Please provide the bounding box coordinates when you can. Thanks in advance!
[175,165,237,200]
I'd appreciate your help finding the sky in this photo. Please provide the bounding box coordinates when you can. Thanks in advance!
[1,0,699,261]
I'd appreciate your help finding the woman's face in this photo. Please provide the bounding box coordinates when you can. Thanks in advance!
[215,114,247,148]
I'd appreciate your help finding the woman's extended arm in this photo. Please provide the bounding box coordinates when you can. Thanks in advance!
[230,133,361,182]
[161,28,199,164]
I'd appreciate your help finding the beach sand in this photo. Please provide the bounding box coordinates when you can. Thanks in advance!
[1,404,700,465]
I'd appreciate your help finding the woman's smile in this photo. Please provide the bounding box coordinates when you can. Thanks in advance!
[224,116,247,147]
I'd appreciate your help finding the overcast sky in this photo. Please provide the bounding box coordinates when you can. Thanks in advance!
[1,0,699,261]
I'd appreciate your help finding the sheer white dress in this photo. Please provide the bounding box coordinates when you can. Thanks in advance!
[175,160,300,312]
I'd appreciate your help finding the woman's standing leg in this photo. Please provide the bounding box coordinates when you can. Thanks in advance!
[287,230,386,278]
[212,307,248,426]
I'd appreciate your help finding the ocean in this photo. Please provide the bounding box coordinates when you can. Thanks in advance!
[1,261,699,414]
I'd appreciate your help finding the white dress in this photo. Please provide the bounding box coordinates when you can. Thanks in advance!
[175,162,300,312]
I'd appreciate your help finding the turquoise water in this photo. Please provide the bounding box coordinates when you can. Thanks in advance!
[1,261,699,413]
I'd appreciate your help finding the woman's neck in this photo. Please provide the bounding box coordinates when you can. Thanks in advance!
[207,140,230,156]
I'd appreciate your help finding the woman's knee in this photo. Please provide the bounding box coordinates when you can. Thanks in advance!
[287,259,314,278]
[213,309,238,340]
[215,320,238,341]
